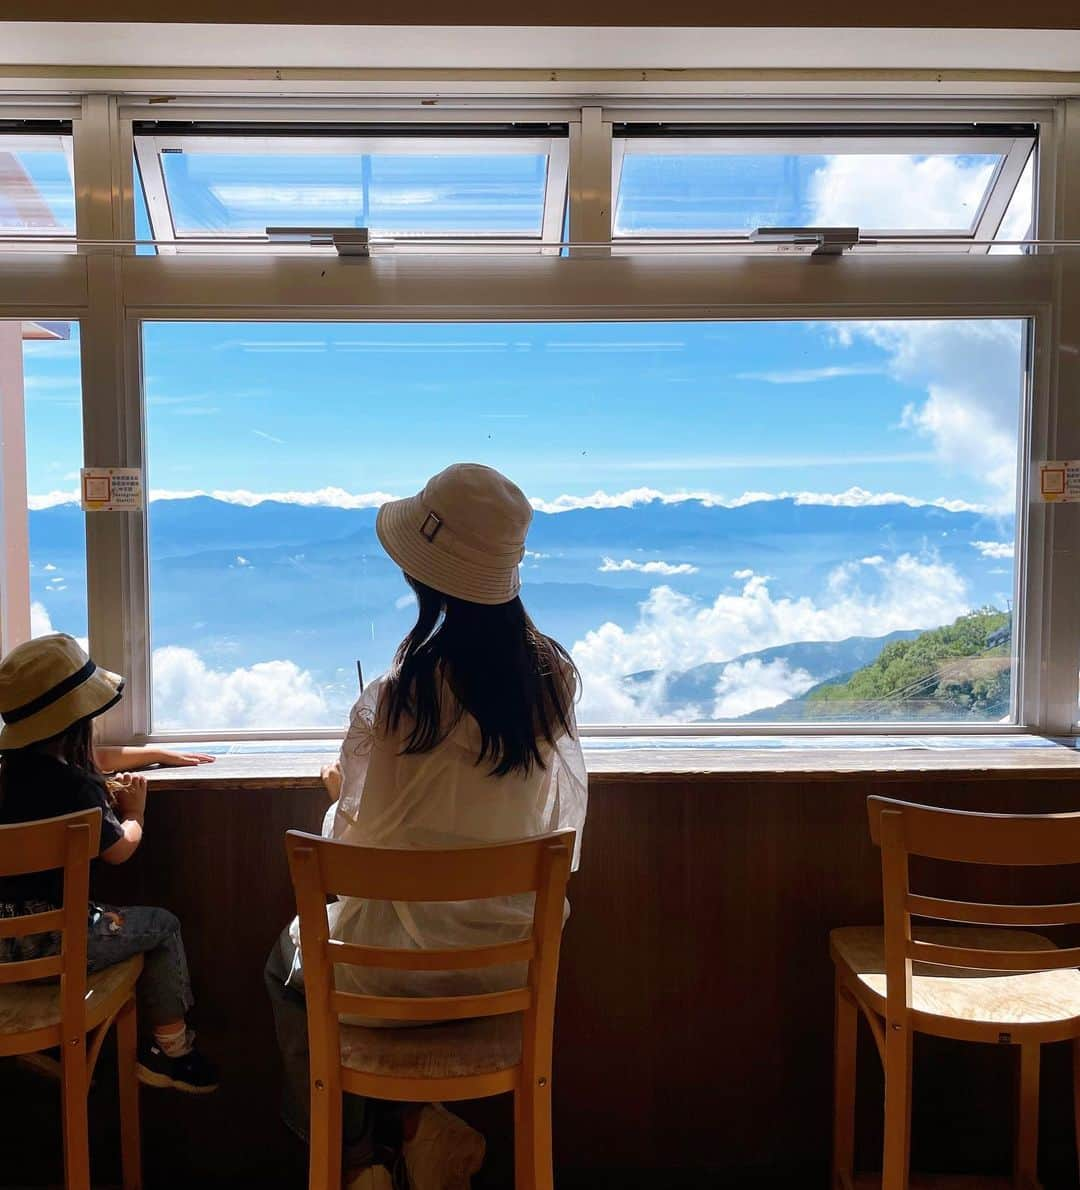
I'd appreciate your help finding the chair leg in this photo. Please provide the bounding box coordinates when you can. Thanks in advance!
[116,996,142,1190]
[1074,1040,1080,1186]
[881,1024,913,1190]
[832,978,859,1190]
[60,1033,91,1190]
[513,1079,554,1190]
[308,1078,343,1190]
[1014,1043,1041,1190]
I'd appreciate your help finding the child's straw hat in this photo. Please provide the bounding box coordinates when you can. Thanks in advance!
[0,634,124,750]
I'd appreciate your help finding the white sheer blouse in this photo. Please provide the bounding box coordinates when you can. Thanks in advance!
[288,673,587,1009]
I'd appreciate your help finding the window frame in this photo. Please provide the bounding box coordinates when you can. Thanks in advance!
[0,123,76,243]
[133,127,570,255]
[610,127,1036,248]
[0,94,1076,742]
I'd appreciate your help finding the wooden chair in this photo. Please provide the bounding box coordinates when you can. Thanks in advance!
[830,796,1080,1190]
[286,827,576,1190]
[0,809,143,1190]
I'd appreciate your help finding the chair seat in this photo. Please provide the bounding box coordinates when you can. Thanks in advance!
[831,925,1080,1028]
[0,955,142,1037]
[340,1012,523,1080]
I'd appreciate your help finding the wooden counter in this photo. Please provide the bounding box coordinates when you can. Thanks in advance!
[144,736,1080,788]
[3,740,1080,1188]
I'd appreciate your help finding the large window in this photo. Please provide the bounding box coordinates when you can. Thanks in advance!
[2,99,1076,739]
[141,318,1024,731]
[1,320,86,648]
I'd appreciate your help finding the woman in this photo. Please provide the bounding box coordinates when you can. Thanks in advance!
[265,463,587,1190]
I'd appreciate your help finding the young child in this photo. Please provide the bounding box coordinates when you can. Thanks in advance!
[0,633,218,1093]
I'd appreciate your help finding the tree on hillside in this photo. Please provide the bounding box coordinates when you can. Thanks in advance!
[808,609,1011,719]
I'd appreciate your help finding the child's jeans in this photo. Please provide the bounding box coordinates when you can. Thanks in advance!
[87,904,194,1027]
[0,900,193,1029]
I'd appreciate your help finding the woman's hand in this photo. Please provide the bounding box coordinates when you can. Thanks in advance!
[321,761,343,803]
[111,773,148,824]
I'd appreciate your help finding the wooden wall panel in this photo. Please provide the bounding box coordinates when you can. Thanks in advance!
[2,770,1080,1187]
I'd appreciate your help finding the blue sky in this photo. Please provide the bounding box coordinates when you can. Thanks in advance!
[139,318,1011,506]
[21,317,1023,511]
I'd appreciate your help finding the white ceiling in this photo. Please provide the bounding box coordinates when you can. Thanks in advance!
[1,21,1079,73]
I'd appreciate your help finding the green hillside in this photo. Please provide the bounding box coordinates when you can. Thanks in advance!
[806,609,1011,720]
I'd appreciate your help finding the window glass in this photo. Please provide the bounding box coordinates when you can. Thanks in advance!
[133,152,157,255]
[144,140,551,238]
[143,318,1024,732]
[613,139,1015,237]
[1,321,86,644]
[0,134,75,234]
[991,154,1035,254]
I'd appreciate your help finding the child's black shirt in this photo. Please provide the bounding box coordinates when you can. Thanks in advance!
[0,751,123,907]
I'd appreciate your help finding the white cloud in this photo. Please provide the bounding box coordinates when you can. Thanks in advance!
[528,486,984,515]
[252,429,285,445]
[572,555,970,722]
[234,555,250,567]
[971,540,1014,560]
[735,365,884,384]
[30,607,324,732]
[810,154,996,232]
[148,487,398,509]
[710,658,817,720]
[822,321,1022,513]
[732,568,755,580]
[43,563,57,572]
[861,556,885,566]
[28,489,80,510]
[28,482,990,517]
[806,157,1025,510]
[599,557,699,576]
[395,592,417,610]
[152,646,332,730]
[524,550,549,560]
[30,601,54,638]
[29,602,88,652]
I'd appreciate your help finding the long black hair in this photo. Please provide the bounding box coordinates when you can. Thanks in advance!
[381,576,578,777]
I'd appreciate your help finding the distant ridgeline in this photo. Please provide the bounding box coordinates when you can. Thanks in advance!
[804,609,1012,721]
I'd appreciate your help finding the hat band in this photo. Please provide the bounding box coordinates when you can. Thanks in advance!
[416,505,525,568]
[0,659,98,725]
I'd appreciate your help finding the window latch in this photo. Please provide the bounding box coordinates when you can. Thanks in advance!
[751,226,860,257]
[266,226,370,257]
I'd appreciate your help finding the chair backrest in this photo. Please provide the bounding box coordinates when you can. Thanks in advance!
[286,829,575,1085]
[0,809,101,1043]
[867,796,1080,1020]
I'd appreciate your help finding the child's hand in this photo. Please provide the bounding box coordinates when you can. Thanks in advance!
[321,762,343,803]
[147,748,216,768]
[112,773,148,823]
[95,745,215,773]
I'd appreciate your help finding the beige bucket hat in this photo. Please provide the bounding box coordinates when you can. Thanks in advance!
[376,464,533,605]
[0,634,124,751]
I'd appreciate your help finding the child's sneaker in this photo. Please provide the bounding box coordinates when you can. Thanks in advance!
[136,1040,219,1094]
[344,1165,394,1190]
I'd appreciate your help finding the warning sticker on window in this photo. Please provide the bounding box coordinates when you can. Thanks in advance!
[81,468,144,512]
[1039,461,1080,503]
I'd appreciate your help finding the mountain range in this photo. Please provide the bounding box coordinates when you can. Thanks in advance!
[28,494,1016,723]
